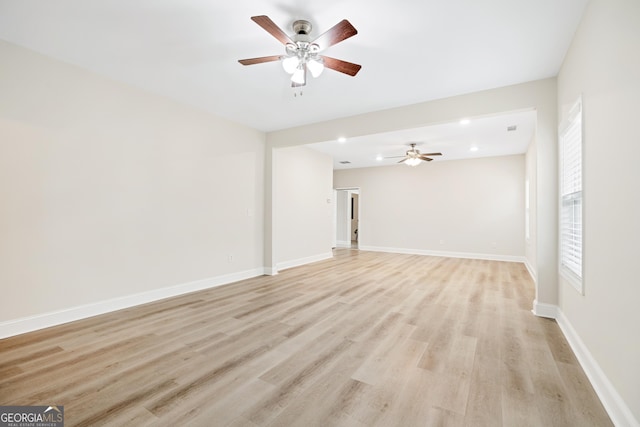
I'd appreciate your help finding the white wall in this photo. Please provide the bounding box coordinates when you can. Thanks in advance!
[273,146,333,270]
[525,134,538,280]
[334,155,525,260]
[0,41,265,328]
[557,0,640,424]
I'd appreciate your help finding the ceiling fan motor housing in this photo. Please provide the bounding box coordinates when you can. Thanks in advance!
[290,20,314,50]
[292,20,312,36]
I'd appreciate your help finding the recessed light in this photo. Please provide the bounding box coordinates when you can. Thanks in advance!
[376,155,383,161]
[460,119,470,125]
[470,146,479,152]
[337,137,347,143]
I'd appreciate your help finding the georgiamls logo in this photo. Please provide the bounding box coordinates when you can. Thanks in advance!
[0,405,64,426]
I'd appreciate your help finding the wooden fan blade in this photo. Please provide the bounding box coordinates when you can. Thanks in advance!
[397,158,408,164]
[238,55,282,66]
[384,156,406,159]
[312,19,357,50]
[418,156,434,162]
[420,152,442,156]
[321,56,362,76]
[251,15,293,45]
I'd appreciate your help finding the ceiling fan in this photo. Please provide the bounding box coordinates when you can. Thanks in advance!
[386,143,443,166]
[238,15,362,87]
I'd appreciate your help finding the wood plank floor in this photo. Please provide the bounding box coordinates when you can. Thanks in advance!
[0,249,612,426]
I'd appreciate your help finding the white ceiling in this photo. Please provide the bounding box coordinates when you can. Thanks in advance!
[309,109,537,169]
[0,0,587,135]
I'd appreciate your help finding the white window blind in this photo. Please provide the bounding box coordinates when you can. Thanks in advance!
[559,97,583,292]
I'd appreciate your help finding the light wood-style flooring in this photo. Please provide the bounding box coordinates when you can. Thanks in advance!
[0,249,612,426]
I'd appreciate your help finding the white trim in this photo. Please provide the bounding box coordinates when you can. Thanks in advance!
[358,245,526,263]
[524,258,537,284]
[531,300,558,319]
[556,310,640,427]
[560,265,584,295]
[0,268,265,339]
[264,266,279,276]
[336,240,352,248]
[276,251,334,271]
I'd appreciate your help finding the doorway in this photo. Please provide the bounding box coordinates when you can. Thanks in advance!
[335,188,360,249]
[350,193,359,247]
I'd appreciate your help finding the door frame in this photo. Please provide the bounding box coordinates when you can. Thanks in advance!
[335,187,360,248]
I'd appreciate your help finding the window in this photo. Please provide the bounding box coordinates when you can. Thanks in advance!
[559,97,583,294]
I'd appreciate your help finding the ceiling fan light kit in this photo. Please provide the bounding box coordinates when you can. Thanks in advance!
[386,143,443,167]
[404,157,423,167]
[238,15,362,89]
[281,21,325,82]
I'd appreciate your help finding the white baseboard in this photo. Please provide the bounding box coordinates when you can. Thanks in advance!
[336,240,351,248]
[524,258,537,284]
[556,310,640,427]
[532,299,558,319]
[264,266,279,276]
[0,267,266,339]
[276,251,334,271]
[358,245,526,263]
